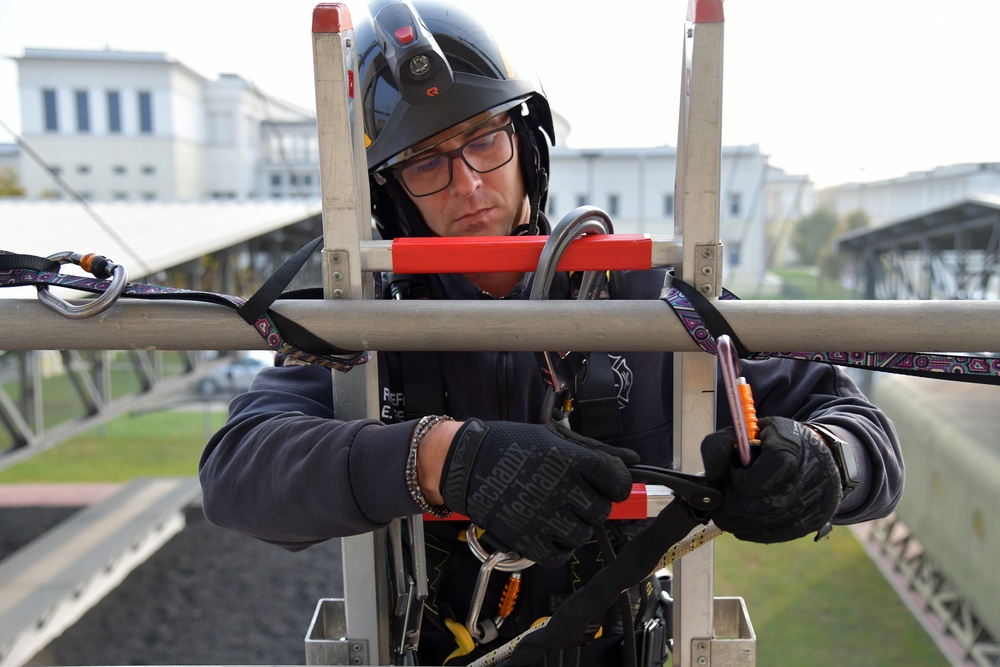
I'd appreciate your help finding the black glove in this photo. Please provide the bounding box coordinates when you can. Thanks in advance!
[440,419,639,568]
[701,416,842,543]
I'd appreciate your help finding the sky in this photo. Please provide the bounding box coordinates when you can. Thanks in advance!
[1,0,998,188]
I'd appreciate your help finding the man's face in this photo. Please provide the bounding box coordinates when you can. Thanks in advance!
[398,114,528,237]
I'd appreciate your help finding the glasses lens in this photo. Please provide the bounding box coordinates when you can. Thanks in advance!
[398,154,449,197]
[397,124,514,197]
[461,126,513,174]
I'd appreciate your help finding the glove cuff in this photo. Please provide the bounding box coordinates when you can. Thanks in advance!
[440,418,489,516]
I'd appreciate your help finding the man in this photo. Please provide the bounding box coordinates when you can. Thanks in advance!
[199,2,904,665]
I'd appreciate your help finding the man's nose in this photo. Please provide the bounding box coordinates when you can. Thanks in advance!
[449,156,482,195]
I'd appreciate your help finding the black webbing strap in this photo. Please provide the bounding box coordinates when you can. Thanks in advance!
[666,276,751,358]
[0,252,59,273]
[505,501,702,666]
[663,276,1000,385]
[570,352,624,441]
[235,236,323,325]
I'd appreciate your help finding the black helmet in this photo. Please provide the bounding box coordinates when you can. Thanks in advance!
[356,0,555,238]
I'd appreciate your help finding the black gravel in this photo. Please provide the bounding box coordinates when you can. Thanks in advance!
[4,506,344,666]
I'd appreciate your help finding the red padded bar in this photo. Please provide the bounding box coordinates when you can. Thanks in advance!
[392,235,654,274]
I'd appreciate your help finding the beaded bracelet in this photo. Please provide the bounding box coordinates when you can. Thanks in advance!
[406,415,454,518]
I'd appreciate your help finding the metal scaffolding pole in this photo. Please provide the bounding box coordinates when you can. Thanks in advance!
[3,298,998,353]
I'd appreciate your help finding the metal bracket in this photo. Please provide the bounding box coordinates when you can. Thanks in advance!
[693,243,723,297]
[323,249,350,299]
[689,597,757,666]
[305,598,370,665]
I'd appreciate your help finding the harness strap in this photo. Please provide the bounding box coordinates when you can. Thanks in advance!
[504,502,702,666]
[0,253,60,273]
[569,352,623,441]
[0,247,370,373]
[662,276,1000,385]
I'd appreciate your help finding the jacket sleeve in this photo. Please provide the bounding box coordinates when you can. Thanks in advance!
[198,362,421,551]
[739,357,904,525]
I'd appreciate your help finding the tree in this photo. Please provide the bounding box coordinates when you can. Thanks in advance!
[790,208,839,266]
[0,167,25,197]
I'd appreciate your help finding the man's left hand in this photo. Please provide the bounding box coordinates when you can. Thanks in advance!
[701,416,842,543]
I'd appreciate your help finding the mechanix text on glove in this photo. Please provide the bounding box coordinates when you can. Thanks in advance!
[440,419,638,568]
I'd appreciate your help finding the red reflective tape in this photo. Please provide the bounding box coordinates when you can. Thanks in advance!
[687,0,725,23]
[392,235,653,274]
[312,3,352,33]
[424,484,649,522]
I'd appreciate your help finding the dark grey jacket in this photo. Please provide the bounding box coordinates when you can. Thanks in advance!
[199,268,903,548]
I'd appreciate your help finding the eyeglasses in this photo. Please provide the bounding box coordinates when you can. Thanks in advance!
[392,122,516,197]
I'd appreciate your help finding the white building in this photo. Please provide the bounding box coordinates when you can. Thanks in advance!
[548,144,780,292]
[819,162,1000,226]
[11,46,797,292]
[14,48,316,202]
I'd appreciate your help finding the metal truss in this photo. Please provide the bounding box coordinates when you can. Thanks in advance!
[856,516,1000,667]
[839,198,1000,301]
[0,349,217,470]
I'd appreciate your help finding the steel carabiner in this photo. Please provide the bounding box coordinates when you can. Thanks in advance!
[36,251,129,320]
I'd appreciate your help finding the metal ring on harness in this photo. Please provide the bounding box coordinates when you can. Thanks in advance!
[530,206,614,423]
[465,524,533,572]
[35,251,128,320]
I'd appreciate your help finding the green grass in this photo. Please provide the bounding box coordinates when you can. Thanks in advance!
[767,266,859,300]
[0,408,224,483]
[714,530,946,666]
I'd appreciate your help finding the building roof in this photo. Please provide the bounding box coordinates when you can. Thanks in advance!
[836,194,1000,254]
[1,199,321,296]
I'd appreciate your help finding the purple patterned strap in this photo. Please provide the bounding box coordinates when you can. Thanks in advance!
[2,264,370,373]
[662,281,1000,385]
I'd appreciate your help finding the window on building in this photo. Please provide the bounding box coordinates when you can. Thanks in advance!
[141,165,155,175]
[547,195,558,217]
[112,192,129,200]
[607,194,620,217]
[575,194,586,208]
[271,174,281,186]
[303,174,312,186]
[113,165,127,175]
[141,192,158,201]
[107,91,121,133]
[664,193,675,217]
[290,174,299,186]
[75,90,90,132]
[728,192,742,217]
[76,165,91,175]
[728,242,741,267]
[138,91,153,134]
[43,89,58,132]
[49,165,62,176]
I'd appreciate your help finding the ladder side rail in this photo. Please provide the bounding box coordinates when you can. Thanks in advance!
[673,1,729,666]
[311,5,389,664]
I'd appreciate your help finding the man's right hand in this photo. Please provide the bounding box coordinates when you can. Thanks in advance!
[439,419,639,568]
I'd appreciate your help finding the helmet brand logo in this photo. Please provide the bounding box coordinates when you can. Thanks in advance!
[426,87,440,97]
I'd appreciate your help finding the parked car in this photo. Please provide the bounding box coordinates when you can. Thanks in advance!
[196,352,274,397]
